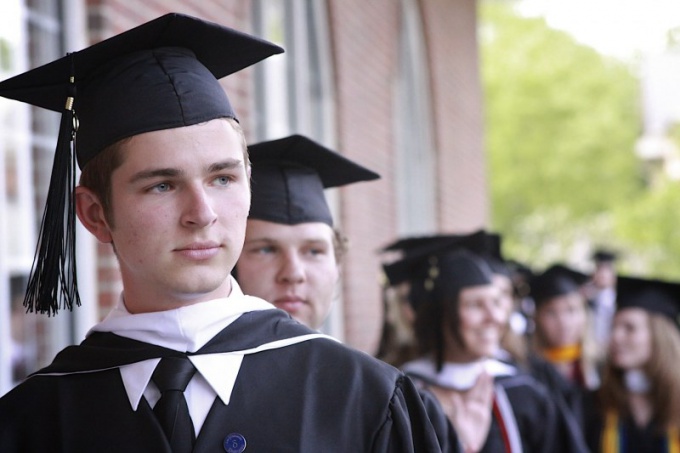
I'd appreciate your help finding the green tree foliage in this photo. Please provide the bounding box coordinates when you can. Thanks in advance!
[480,0,646,272]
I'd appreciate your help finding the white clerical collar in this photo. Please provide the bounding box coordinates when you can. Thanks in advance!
[403,357,516,391]
[88,276,275,352]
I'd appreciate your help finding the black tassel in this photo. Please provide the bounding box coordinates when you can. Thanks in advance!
[23,55,81,315]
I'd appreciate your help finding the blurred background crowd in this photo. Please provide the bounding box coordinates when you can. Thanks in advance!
[376,230,680,451]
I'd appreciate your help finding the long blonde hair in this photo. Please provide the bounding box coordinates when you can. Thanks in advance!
[599,312,680,430]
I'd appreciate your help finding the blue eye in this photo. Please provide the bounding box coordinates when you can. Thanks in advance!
[215,175,232,186]
[153,182,171,192]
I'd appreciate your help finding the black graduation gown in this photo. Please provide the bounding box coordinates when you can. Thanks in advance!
[0,310,442,452]
[483,374,563,453]
[418,388,463,453]
[525,354,592,453]
[584,398,670,453]
[407,370,588,453]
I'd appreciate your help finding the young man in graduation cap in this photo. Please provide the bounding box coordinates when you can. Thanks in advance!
[234,134,378,330]
[0,14,442,453]
[233,136,467,453]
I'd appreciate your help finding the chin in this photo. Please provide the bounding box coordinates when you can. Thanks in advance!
[291,314,312,327]
[172,273,230,296]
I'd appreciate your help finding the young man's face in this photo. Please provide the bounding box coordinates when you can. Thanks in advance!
[535,293,587,348]
[235,219,340,329]
[78,119,251,312]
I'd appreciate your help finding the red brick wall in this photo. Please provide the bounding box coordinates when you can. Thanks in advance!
[328,0,400,353]
[330,0,487,353]
[422,0,489,232]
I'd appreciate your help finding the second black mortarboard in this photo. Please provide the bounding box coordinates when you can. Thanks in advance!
[381,230,493,287]
[248,134,380,226]
[530,264,590,305]
[0,13,283,314]
[383,240,494,311]
[616,276,680,326]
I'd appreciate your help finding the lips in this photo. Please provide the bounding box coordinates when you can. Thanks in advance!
[175,241,221,260]
[273,296,306,313]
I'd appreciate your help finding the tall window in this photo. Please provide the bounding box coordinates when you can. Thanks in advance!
[252,0,335,141]
[251,0,342,337]
[394,0,437,235]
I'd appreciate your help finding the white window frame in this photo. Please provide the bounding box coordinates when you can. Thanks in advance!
[394,0,437,236]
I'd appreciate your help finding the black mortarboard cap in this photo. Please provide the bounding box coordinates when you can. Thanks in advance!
[433,249,495,293]
[381,230,494,287]
[616,276,680,326]
[530,264,590,305]
[0,13,283,315]
[381,230,487,254]
[0,13,283,167]
[248,134,380,226]
[382,237,493,310]
[592,249,618,263]
[382,233,469,287]
[478,231,513,278]
[381,234,462,254]
[411,249,494,312]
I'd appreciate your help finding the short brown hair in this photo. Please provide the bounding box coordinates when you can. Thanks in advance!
[79,118,248,227]
[332,228,348,263]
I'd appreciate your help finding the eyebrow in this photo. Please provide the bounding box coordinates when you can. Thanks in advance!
[244,237,331,246]
[129,158,244,185]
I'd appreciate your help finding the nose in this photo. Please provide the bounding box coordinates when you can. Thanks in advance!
[181,185,218,228]
[486,301,506,325]
[609,325,623,345]
[277,252,305,284]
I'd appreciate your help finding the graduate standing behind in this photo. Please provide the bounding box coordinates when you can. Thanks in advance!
[530,265,600,390]
[528,264,601,444]
[0,14,443,453]
[233,135,461,452]
[587,276,680,453]
[234,134,378,330]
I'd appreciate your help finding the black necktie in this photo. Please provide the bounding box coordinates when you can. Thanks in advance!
[152,356,197,452]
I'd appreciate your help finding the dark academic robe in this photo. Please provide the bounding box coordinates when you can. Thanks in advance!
[486,374,588,453]
[525,354,592,452]
[407,370,589,453]
[0,310,442,452]
[418,389,463,453]
[584,398,673,453]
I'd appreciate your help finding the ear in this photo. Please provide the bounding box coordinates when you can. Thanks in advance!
[75,186,113,243]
